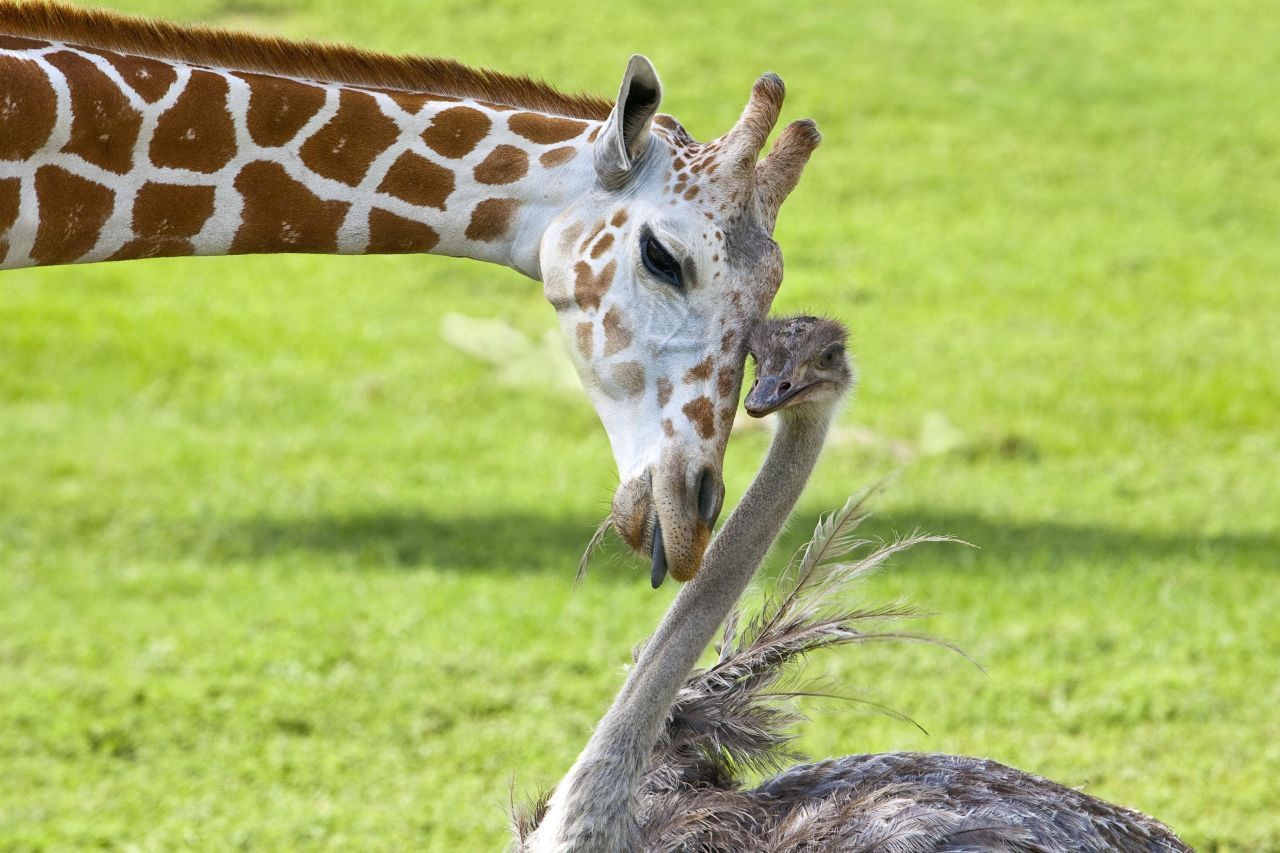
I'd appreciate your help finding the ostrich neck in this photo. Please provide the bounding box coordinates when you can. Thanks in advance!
[530,403,835,852]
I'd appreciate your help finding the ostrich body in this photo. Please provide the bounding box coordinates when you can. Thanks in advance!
[518,317,1189,852]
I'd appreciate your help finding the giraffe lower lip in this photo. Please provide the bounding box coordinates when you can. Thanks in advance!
[650,520,668,589]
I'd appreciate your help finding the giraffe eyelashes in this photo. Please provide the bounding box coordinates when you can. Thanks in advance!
[640,228,683,289]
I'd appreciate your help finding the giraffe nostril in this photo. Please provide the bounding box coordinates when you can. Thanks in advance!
[696,467,724,529]
[778,381,792,394]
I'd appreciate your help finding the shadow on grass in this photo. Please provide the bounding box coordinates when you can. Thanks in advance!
[762,503,1279,578]
[188,509,648,581]
[185,503,1278,579]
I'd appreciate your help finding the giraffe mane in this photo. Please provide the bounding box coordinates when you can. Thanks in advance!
[0,0,614,120]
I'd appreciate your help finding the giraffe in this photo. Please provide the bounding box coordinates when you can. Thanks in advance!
[0,2,821,583]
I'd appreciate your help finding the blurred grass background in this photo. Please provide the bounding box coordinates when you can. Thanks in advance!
[1,0,1277,849]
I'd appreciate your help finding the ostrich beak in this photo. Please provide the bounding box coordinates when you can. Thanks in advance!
[745,375,805,417]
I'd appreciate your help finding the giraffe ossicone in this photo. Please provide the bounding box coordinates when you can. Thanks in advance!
[0,2,821,583]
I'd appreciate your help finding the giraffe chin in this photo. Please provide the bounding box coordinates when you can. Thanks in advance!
[667,520,712,584]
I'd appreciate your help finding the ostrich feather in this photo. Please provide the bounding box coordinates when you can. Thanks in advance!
[513,496,1191,852]
[648,491,962,789]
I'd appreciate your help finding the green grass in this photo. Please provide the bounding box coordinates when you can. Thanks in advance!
[2,0,1278,849]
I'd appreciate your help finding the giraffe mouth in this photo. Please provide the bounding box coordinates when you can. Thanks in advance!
[610,464,721,587]
[650,518,668,588]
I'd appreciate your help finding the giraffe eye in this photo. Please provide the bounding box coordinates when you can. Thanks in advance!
[640,229,683,288]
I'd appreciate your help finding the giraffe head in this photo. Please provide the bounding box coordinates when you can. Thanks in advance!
[540,56,820,585]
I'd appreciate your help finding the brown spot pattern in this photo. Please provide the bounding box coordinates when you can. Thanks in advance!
[0,179,19,232]
[573,259,615,312]
[367,208,440,253]
[508,112,587,144]
[377,89,435,113]
[602,306,632,356]
[610,209,628,227]
[717,367,738,400]
[465,197,519,242]
[662,418,675,437]
[47,51,142,174]
[299,89,398,187]
[657,377,673,408]
[590,232,614,260]
[88,49,177,103]
[575,321,593,359]
[30,165,114,265]
[612,362,645,397]
[150,70,235,173]
[684,356,714,382]
[231,161,349,254]
[682,396,717,440]
[132,183,215,237]
[558,221,583,255]
[377,151,454,210]
[239,72,326,148]
[0,0,615,120]
[473,144,529,184]
[579,220,605,253]
[0,55,56,161]
[422,106,490,158]
[0,35,48,50]
[538,146,576,168]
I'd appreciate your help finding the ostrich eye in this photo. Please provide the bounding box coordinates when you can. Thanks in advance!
[818,345,844,369]
[640,229,682,288]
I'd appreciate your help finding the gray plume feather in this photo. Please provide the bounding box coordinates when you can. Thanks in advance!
[647,489,962,791]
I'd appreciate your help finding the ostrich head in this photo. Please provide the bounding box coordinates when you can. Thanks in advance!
[745,316,855,417]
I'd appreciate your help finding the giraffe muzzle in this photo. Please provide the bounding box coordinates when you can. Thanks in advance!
[650,467,724,588]
[611,464,725,587]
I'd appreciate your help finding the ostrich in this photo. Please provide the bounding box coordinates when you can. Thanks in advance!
[516,316,1190,852]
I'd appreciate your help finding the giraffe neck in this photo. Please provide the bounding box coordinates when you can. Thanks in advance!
[0,35,601,276]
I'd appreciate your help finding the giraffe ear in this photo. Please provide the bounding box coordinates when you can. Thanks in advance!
[595,54,662,189]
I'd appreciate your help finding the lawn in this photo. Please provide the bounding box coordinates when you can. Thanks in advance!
[1,0,1277,849]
